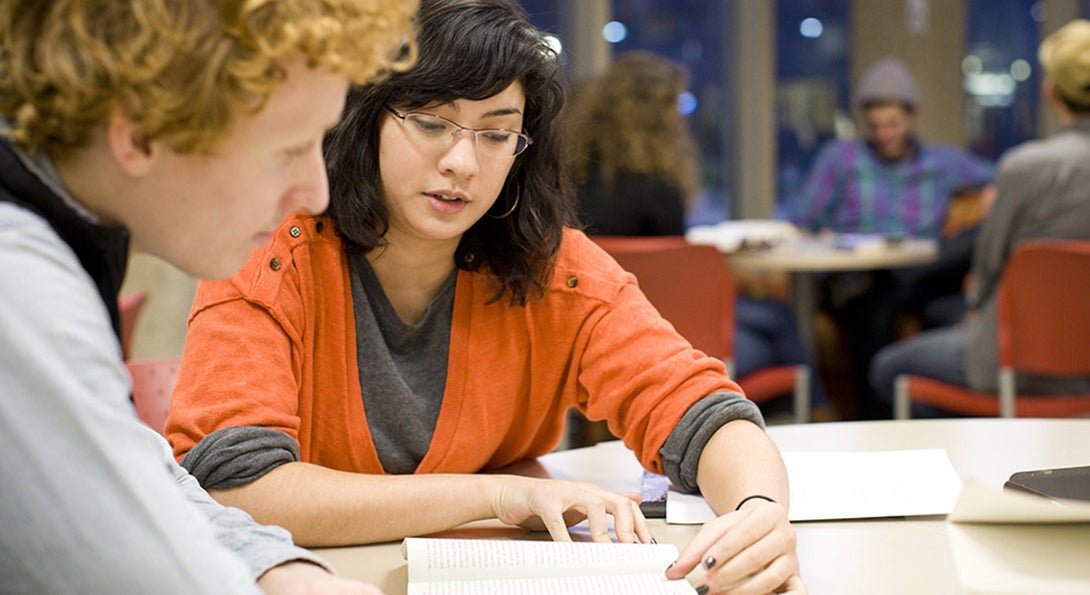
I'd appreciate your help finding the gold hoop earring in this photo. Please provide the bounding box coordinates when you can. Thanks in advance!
[487,188,520,219]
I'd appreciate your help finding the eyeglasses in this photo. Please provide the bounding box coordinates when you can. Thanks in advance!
[385,107,533,158]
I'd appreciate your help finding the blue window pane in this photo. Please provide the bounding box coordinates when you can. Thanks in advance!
[519,0,562,34]
[775,0,851,213]
[609,0,727,223]
[964,0,1040,161]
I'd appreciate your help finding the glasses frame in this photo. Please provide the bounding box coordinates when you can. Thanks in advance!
[385,107,533,158]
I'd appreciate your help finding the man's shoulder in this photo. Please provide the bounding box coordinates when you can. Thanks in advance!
[0,202,79,271]
[996,133,1082,173]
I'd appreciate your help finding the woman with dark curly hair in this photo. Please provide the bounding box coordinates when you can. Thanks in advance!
[565,50,700,236]
[166,1,803,592]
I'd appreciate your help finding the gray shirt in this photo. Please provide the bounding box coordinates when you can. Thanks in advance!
[0,184,327,591]
[964,119,1090,392]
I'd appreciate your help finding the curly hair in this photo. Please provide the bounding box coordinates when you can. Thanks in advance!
[323,0,576,306]
[0,0,418,158]
[564,51,700,206]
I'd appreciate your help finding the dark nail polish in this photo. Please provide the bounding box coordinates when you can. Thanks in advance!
[665,561,675,572]
[704,556,717,570]
[650,537,658,544]
[696,585,710,595]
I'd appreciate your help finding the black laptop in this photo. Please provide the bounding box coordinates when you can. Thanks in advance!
[1004,465,1090,502]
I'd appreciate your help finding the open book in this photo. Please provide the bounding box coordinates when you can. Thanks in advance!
[402,537,695,594]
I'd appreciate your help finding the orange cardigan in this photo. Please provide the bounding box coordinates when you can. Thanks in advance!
[166,214,743,475]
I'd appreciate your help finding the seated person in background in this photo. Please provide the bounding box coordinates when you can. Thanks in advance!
[870,19,1090,418]
[165,2,803,593]
[790,56,996,417]
[566,51,699,236]
[0,0,413,592]
[565,50,824,410]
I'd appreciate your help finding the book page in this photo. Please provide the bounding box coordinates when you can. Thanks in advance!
[407,573,697,595]
[403,538,681,583]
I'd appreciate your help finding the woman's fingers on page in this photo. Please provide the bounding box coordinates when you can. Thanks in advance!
[696,504,800,594]
[584,501,614,543]
[668,498,790,579]
[775,574,807,594]
[668,510,745,577]
[697,551,803,595]
[701,524,798,593]
[540,514,575,542]
[604,497,640,543]
[620,498,654,544]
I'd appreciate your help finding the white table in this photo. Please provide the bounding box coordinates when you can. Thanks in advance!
[313,418,1090,595]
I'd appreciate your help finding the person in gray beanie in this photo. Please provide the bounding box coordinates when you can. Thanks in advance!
[790,56,996,418]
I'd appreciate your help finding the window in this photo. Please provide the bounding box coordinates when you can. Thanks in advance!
[775,1,851,215]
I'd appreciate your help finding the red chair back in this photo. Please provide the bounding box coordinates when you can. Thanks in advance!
[592,236,734,360]
[999,240,1090,376]
[127,356,182,435]
[897,239,1090,418]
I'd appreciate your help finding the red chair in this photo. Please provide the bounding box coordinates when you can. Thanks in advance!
[118,291,149,360]
[593,236,810,423]
[127,356,182,435]
[895,240,1090,418]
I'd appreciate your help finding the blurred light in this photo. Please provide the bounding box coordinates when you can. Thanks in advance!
[1030,1,1046,23]
[963,72,1017,107]
[602,21,627,43]
[677,92,697,116]
[799,17,823,39]
[681,39,702,62]
[542,34,562,58]
[961,55,983,76]
[1010,59,1032,82]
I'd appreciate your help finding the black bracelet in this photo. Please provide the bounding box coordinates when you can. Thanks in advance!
[735,494,777,510]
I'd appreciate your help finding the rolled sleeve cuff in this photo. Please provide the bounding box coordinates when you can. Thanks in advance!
[659,391,765,493]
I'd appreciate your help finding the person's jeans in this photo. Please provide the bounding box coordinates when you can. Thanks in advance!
[869,326,967,418]
[734,297,826,405]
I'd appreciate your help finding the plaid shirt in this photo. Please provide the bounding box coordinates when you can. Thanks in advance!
[790,138,995,238]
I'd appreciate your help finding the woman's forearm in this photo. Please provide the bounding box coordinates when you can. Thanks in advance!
[695,419,790,513]
[210,461,505,546]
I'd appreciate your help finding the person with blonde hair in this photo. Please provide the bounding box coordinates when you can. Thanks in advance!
[0,1,414,592]
[566,50,700,235]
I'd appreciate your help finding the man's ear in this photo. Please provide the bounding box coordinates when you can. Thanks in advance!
[105,109,155,176]
[1042,78,1060,104]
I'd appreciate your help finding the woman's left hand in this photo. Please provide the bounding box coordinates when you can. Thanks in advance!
[665,498,804,594]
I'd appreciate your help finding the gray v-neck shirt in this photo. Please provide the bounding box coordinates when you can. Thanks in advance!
[348,253,456,474]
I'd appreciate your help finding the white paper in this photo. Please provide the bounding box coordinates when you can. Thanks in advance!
[667,449,963,523]
[947,480,1090,524]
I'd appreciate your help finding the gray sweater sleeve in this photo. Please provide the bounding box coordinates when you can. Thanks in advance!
[0,208,326,593]
[659,391,766,494]
[182,425,301,490]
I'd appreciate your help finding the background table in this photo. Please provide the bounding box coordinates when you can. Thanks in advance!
[313,418,1090,595]
[726,235,938,360]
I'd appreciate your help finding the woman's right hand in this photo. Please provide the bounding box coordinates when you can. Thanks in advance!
[491,476,654,544]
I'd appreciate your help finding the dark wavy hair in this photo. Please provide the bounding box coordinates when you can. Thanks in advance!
[323,0,575,305]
